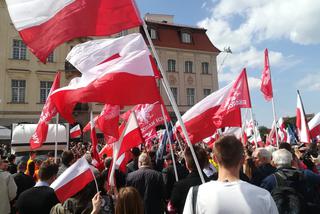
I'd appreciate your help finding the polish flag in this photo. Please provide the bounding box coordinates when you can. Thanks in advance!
[260,48,273,101]
[308,112,320,139]
[90,126,102,169]
[222,127,242,139]
[83,105,120,139]
[266,120,277,146]
[176,81,242,144]
[109,112,143,186]
[278,117,287,142]
[296,91,311,143]
[30,72,61,149]
[51,34,161,123]
[70,124,81,138]
[6,0,142,62]
[50,156,94,202]
[213,68,251,127]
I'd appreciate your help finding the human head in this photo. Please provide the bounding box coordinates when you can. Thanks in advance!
[279,142,292,153]
[214,136,244,169]
[104,157,112,169]
[272,149,293,168]
[252,148,272,167]
[138,152,151,168]
[38,160,59,184]
[85,152,92,164]
[115,187,143,214]
[29,151,37,159]
[131,147,141,159]
[8,154,16,163]
[61,150,74,166]
[0,159,9,170]
[17,161,27,172]
[184,144,206,172]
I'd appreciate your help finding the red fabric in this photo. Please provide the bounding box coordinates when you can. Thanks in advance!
[51,73,161,124]
[213,68,251,127]
[90,127,102,167]
[55,169,94,202]
[70,124,82,138]
[30,72,61,149]
[260,48,273,101]
[18,0,142,62]
[83,105,120,139]
[310,123,320,139]
[296,92,311,143]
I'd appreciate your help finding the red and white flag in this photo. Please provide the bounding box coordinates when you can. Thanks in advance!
[70,124,81,139]
[6,0,142,62]
[176,80,242,144]
[266,120,277,146]
[90,126,102,169]
[109,112,143,186]
[121,102,170,143]
[308,112,320,139]
[51,34,161,123]
[278,117,287,142]
[260,48,273,101]
[83,105,120,139]
[50,156,94,202]
[29,72,61,149]
[296,91,311,143]
[213,68,251,127]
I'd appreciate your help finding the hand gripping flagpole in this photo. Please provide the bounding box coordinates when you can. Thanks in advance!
[54,113,59,163]
[160,104,179,182]
[142,20,205,184]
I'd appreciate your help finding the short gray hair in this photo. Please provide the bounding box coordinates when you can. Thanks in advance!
[138,152,151,167]
[272,149,292,168]
[256,148,272,162]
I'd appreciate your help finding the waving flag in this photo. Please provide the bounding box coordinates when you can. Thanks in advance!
[260,48,273,101]
[176,81,242,144]
[296,90,310,143]
[51,156,94,202]
[29,72,61,149]
[6,0,142,62]
[90,126,102,169]
[51,34,161,123]
[308,112,320,139]
[83,105,120,139]
[70,124,82,139]
[278,117,287,142]
[213,68,251,127]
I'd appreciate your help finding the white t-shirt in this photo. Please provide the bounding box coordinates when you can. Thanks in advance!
[183,180,278,214]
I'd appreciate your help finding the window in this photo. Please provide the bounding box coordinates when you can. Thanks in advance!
[204,89,211,97]
[170,87,178,103]
[47,52,54,63]
[202,62,209,74]
[182,32,191,43]
[117,30,128,37]
[185,61,193,73]
[150,28,157,39]
[11,80,26,103]
[168,59,176,72]
[12,40,26,60]
[187,88,195,106]
[40,81,53,103]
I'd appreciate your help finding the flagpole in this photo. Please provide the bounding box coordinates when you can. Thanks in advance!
[54,113,59,163]
[170,121,184,153]
[160,105,179,182]
[241,109,249,145]
[142,20,205,184]
[249,109,258,148]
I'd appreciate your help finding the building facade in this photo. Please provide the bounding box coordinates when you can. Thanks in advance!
[0,1,220,129]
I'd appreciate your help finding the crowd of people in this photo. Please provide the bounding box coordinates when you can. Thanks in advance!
[1,135,320,214]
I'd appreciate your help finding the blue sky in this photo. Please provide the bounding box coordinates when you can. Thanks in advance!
[136,0,320,127]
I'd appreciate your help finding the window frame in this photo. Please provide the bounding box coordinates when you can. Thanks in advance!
[185,61,193,73]
[181,32,192,43]
[203,89,211,97]
[47,52,54,63]
[170,87,178,104]
[11,80,26,103]
[40,81,53,103]
[187,88,195,106]
[12,39,27,60]
[202,62,209,74]
[168,59,176,72]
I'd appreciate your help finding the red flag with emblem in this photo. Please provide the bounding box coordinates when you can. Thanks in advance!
[260,48,273,101]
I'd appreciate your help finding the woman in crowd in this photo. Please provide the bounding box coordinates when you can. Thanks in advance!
[115,187,143,214]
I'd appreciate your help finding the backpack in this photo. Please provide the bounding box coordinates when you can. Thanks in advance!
[271,169,306,214]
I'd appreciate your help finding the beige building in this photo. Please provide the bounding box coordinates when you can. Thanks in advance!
[0,1,220,129]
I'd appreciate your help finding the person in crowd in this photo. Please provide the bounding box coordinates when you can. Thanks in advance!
[85,152,100,177]
[13,162,35,198]
[202,150,217,179]
[183,136,278,214]
[25,151,37,177]
[33,159,43,182]
[0,158,9,170]
[126,152,165,214]
[7,154,17,174]
[251,148,276,186]
[57,150,74,177]
[47,151,55,163]
[115,187,143,214]
[261,149,320,213]
[0,158,17,214]
[126,147,140,173]
[169,145,209,214]
[16,160,60,214]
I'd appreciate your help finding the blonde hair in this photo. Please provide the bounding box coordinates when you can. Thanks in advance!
[115,187,143,214]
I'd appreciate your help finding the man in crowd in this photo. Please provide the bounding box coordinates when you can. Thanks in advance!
[126,152,165,214]
[184,136,278,214]
[0,158,17,214]
[7,154,17,174]
[13,162,35,198]
[57,150,74,177]
[170,145,208,214]
[16,160,59,214]
[251,148,276,186]
[126,147,140,173]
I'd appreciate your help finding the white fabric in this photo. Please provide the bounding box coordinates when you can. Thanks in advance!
[308,112,320,131]
[296,93,309,142]
[0,170,17,214]
[183,180,278,214]
[6,0,75,30]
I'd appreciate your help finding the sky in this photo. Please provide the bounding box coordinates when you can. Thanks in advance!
[136,0,320,127]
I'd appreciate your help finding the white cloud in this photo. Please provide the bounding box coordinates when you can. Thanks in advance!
[298,73,320,91]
